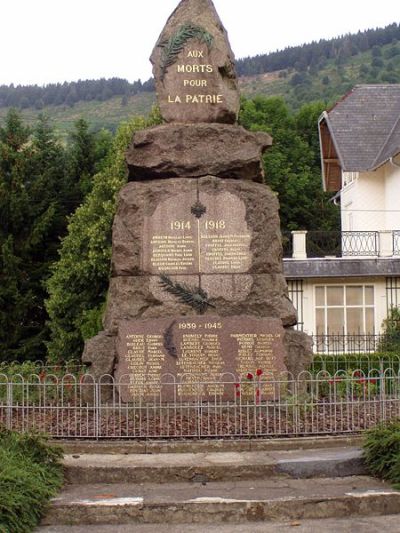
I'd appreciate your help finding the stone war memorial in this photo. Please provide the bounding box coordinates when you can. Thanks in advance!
[83,0,312,402]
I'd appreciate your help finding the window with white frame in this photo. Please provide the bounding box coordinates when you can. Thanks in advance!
[342,171,359,187]
[315,285,375,335]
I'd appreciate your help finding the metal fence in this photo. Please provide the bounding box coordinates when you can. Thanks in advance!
[283,230,400,258]
[312,333,400,354]
[1,368,399,439]
[306,231,380,258]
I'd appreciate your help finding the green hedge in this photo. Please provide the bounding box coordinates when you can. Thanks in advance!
[363,421,400,489]
[0,430,63,532]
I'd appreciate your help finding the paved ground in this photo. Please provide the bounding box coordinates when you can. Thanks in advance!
[35,514,400,532]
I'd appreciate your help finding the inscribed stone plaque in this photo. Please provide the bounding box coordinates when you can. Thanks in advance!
[151,0,240,123]
[114,315,287,402]
[142,190,252,275]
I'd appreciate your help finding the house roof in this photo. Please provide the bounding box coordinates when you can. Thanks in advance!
[320,84,400,176]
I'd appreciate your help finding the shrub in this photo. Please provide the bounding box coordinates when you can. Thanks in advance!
[0,429,63,532]
[363,421,400,489]
[379,307,400,353]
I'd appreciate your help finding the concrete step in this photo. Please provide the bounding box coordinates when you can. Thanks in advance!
[41,476,400,526]
[59,435,362,455]
[64,446,366,484]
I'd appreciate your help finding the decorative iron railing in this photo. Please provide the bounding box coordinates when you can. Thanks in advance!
[283,230,393,259]
[305,231,380,258]
[0,369,399,439]
[341,231,380,256]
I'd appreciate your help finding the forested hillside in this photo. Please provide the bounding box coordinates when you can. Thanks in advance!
[236,22,400,76]
[0,22,399,137]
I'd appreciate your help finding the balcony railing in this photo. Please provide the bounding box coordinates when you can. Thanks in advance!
[284,230,399,259]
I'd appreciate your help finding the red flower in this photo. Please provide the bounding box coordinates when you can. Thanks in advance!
[247,373,254,380]
[354,371,362,378]
[328,379,334,385]
[39,371,46,382]
[369,379,377,385]
[256,389,260,396]
[256,369,263,377]
[236,391,241,398]
[235,383,240,388]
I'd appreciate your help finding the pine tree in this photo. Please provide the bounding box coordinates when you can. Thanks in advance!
[0,112,77,361]
[67,119,98,199]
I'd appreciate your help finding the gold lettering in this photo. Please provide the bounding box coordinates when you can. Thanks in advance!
[177,65,213,73]
[185,94,224,104]
[168,95,182,103]
[187,50,204,58]
[183,79,208,87]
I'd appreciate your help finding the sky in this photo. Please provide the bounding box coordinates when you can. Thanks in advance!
[1,0,398,87]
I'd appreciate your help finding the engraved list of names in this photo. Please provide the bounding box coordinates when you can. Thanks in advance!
[115,316,287,402]
[142,190,251,275]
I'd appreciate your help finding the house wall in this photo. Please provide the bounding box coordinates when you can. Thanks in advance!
[341,168,386,232]
[297,277,387,336]
[341,160,400,233]
[384,159,400,231]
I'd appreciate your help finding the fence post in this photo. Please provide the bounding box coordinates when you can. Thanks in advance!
[291,231,308,259]
[379,361,386,423]
[379,231,393,258]
[95,382,100,440]
[6,381,12,430]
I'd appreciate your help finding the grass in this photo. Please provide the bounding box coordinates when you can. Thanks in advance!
[363,421,400,490]
[0,429,63,533]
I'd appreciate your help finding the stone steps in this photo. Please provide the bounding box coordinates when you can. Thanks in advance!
[38,442,400,528]
[41,476,400,527]
[63,446,366,484]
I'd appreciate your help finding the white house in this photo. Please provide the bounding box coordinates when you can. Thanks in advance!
[283,85,400,351]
